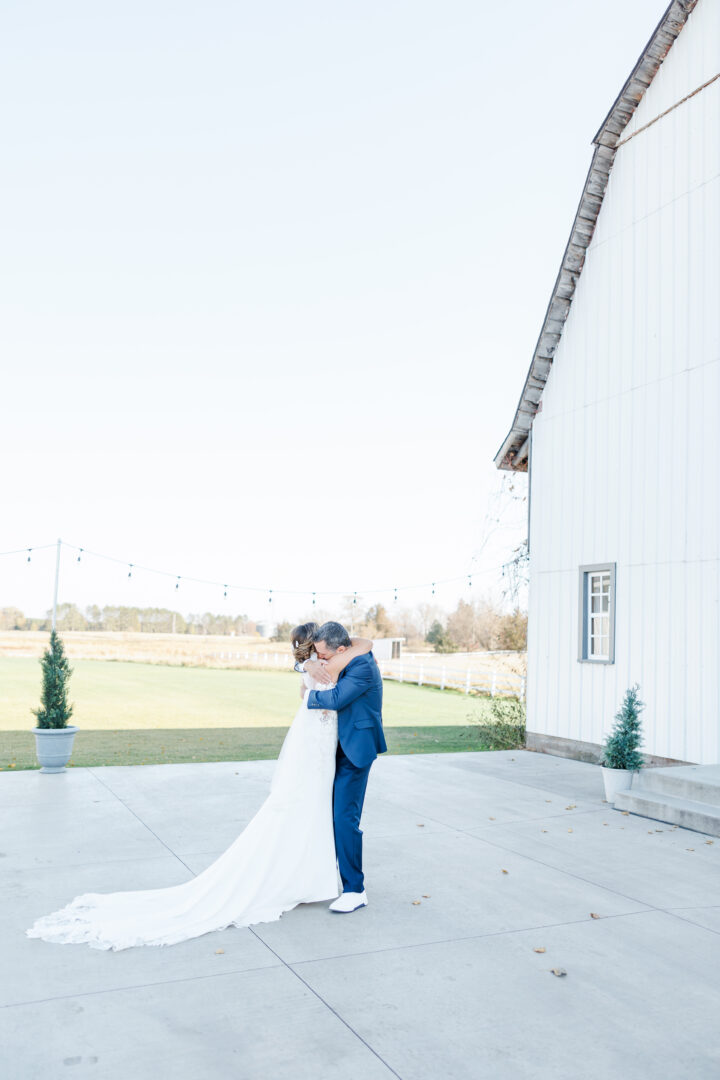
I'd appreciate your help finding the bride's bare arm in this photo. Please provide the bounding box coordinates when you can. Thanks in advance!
[323,637,373,679]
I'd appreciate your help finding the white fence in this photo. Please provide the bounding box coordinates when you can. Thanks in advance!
[208,650,526,700]
[377,660,525,700]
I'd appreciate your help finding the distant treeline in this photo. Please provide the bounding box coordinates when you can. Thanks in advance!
[0,604,255,636]
[1,596,527,651]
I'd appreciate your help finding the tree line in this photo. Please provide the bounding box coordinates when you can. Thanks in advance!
[273,596,527,652]
[0,594,527,651]
[0,604,255,636]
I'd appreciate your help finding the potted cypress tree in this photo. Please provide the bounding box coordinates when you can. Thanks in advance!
[32,630,78,773]
[600,683,645,802]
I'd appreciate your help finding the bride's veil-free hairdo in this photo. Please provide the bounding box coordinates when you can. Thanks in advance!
[291,623,319,663]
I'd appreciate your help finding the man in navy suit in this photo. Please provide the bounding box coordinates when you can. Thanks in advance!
[304,621,386,913]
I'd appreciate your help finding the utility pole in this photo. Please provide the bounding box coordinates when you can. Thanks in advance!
[52,538,62,631]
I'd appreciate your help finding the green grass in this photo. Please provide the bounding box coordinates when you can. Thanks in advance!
[0,725,522,770]
[0,656,499,730]
[0,656,524,769]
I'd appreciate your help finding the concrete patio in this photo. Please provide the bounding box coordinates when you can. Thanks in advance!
[2,749,720,1079]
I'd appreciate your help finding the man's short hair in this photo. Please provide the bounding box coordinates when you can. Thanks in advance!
[314,621,352,650]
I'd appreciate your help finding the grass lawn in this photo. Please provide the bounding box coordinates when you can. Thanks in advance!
[0,657,524,769]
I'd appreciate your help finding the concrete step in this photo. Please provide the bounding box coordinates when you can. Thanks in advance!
[635,765,720,807]
[613,787,720,837]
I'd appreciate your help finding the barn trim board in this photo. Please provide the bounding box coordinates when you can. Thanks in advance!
[494,0,699,472]
[495,0,720,766]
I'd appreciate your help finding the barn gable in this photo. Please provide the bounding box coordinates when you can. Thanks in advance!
[494,0,700,472]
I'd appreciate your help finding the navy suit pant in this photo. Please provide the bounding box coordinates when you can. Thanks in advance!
[333,742,372,894]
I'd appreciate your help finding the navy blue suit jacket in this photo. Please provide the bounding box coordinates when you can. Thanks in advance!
[306,653,387,769]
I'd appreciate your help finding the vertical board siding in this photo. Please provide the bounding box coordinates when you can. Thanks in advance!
[526,4,720,763]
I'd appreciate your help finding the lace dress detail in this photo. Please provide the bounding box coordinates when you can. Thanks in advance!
[26,669,339,950]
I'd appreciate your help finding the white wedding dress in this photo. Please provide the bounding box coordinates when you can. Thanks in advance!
[26,669,339,950]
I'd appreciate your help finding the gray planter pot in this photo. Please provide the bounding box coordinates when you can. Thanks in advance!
[33,726,78,773]
[600,764,637,803]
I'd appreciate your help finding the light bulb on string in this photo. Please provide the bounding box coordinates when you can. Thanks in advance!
[394,587,398,603]
[312,591,316,607]
[223,584,228,599]
[128,564,133,579]
[468,575,472,590]
[268,589,272,605]
[77,548,83,563]
[27,549,32,563]
[353,592,357,606]
[431,582,435,597]
[175,576,181,591]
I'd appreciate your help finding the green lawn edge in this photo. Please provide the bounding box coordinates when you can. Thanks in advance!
[1,725,525,770]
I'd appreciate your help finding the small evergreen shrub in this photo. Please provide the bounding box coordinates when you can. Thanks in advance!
[601,684,645,771]
[33,630,75,729]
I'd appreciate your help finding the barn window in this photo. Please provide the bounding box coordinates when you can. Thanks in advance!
[578,564,616,663]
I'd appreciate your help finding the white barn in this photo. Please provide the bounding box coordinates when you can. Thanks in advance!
[496,0,719,767]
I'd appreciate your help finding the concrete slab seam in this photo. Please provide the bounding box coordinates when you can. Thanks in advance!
[249,927,404,1080]
[0,961,285,1011]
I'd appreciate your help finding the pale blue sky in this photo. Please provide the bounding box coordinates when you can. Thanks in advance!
[2,0,667,621]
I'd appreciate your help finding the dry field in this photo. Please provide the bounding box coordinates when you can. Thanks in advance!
[0,630,291,668]
[0,633,527,686]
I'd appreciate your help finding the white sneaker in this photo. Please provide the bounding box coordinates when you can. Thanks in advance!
[329,891,368,913]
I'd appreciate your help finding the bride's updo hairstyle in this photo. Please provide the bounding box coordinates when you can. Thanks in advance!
[291,622,319,664]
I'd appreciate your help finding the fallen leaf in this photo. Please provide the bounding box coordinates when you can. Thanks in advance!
[655,829,663,833]
[565,805,576,810]
[545,799,552,803]
[567,828,573,833]
[706,840,714,845]
[686,848,695,852]
[416,824,425,828]
[550,968,567,977]
[412,900,421,906]
[621,811,629,816]
[590,913,600,919]
[541,829,548,833]
[603,822,609,826]
[501,868,509,874]
[422,894,430,898]
[533,946,546,954]
[215,949,224,954]
[489,816,496,821]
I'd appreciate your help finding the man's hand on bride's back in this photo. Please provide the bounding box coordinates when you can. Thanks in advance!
[305,659,333,684]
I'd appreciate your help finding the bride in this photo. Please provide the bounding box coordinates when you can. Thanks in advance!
[25,624,373,951]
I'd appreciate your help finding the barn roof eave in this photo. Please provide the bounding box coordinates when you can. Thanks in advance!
[494,0,698,473]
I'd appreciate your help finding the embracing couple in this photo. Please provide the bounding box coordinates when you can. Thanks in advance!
[26,621,386,950]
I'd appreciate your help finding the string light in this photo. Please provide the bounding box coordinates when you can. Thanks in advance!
[3,540,511,601]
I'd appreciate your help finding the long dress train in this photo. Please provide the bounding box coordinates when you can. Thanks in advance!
[25,672,339,950]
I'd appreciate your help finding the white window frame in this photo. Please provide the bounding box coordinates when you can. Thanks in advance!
[578,563,616,664]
